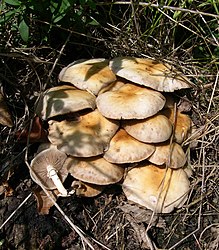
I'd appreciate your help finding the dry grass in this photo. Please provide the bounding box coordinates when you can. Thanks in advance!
[0,1,218,249]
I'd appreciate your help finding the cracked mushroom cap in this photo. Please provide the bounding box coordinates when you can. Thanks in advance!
[58,58,117,95]
[161,108,192,144]
[96,83,166,119]
[64,156,124,185]
[48,109,119,157]
[36,85,96,120]
[109,57,191,92]
[30,148,68,190]
[122,163,190,213]
[122,114,172,143]
[104,129,155,164]
[147,141,187,169]
[0,92,13,127]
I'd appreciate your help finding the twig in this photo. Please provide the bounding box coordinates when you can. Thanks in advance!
[207,71,219,114]
[46,32,72,86]
[98,2,219,19]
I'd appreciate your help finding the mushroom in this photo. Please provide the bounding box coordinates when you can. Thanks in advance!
[64,156,124,185]
[122,114,172,143]
[98,79,125,94]
[30,148,69,196]
[36,142,57,154]
[96,83,166,119]
[147,141,187,169]
[36,85,96,120]
[58,58,117,95]
[72,180,105,197]
[48,109,119,157]
[0,92,13,127]
[109,57,191,92]
[122,163,190,213]
[161,107,192,144]
[104,129,155,164]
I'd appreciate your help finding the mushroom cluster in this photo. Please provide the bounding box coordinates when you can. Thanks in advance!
[31,57,192,213]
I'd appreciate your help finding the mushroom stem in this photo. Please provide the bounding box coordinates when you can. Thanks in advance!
[47,165,69,197]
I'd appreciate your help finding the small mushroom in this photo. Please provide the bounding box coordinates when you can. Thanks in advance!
[96,83,166,119]
[30,148,69,196]
[109,57,191,92]
[59,58,117,95]
[104,129,155,164]
[147,141,187,169]
[122,163,190,213]
[122,114,172,143]
[161,107,192,144]
[72,180,105,197]
[36,85,96,120]
[48,109,119,157]
[64,156,124,185]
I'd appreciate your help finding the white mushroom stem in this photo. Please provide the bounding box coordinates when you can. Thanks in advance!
[47,165,69,197]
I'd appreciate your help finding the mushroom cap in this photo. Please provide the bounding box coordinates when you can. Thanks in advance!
[122,114,172,143]
[30,148,68,190]
[109,57,191,92]
[147,141,187,169]
[36,142,57,154]
[122,163,190,213]
[0,92,13,127]
[98,79,125,94]
[58,58,117,95]
[104,129,155,164]
[72,180,105,197]
[48,109,119,157]
[96,83,166,119]
[64,156,124,185]
[161,108,192,144]
[36,85,96,120]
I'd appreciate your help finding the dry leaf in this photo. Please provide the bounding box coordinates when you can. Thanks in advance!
[16,116,48,143]
[0,181,14,197]
[33,188,59,214]
[0,92,13,127]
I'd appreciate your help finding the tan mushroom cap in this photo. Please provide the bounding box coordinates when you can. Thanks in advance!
[96,83,166,119]
[64,156,124,185]
[122,163,190,213]
[72,180,105,197]
[104,129,155,164]
[147,141,187,169]
[98,79,125,94]
[48,109,119,157]
[36,85,96,120]
[59,58,117,95]
[122,114,172,143]
[161,108,192,144]
[0,92,13,127]
[109,57,191,92]
[30,148,68,190]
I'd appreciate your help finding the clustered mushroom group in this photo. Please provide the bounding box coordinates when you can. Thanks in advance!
[31,57,192,213]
